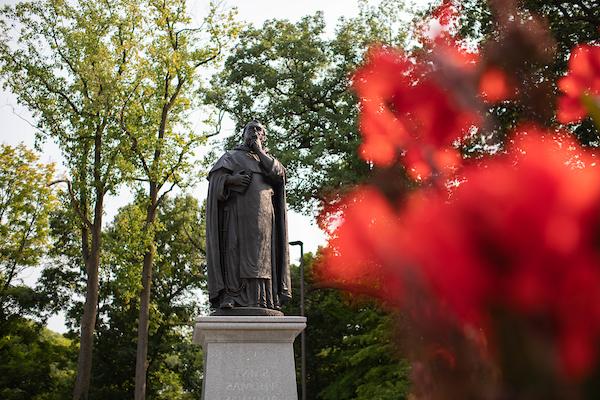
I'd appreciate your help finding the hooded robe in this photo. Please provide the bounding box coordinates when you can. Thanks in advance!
[205,145,291,309]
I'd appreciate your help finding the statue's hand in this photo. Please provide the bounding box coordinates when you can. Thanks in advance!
[250,136,264,153]
[226,171,251,188]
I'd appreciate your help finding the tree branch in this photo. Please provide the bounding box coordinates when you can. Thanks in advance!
[151,73,184,182]
[193,50,221,69]
[182,224,205,255]
[44,7,92,101]
[0,209,39,297]
[1,46,84,116]
[205,109,225,138]
[155,179,179,211]
[158,135,199,191]
[50,179,93,228]
[119,82,151,176]
[1,103,49,137]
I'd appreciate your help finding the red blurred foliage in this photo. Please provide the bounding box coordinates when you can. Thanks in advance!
[479,67,513,102]
[352,46,478,176]
[413,131,600,379]
[322,0,600,393]
[416,0,461,47]
[431,0,458,27]
[321,129,600,379]
[317,187,406,304]
[557,44,600,124]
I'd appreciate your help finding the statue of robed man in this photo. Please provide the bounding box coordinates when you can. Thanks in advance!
[205,120,291,313]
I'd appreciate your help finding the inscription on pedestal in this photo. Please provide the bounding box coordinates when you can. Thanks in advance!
[195,316,306,400]
[217,348,287,399]
[225,370,277,397]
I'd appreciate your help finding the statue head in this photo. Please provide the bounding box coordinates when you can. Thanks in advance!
[242,120,266,148]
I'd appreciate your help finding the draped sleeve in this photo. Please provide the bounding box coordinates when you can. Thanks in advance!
[262,155,286,185]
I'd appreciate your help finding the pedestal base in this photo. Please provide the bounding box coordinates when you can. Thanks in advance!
[193,316,306,400]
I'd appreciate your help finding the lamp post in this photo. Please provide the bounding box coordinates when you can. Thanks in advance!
[289,240,305,400]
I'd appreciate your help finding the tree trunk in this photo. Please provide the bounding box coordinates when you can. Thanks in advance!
[73,130,104,400]
[134,185,159,400]
[72,202,103,400]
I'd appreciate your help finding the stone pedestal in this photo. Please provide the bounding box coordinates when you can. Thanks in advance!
[193,316,306,400]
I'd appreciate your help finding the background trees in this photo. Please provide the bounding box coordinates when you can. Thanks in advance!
[93,194,206,400]
[0,321,75,400]
[0,1,138,395]
[284,254,411,399]
[205,0,408,214]
[0,144,55,322]
[38,194,206,400]
[0,0,236,398]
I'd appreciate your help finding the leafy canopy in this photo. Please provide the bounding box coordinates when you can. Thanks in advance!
[0,144,56,319]
[205,0,409,214]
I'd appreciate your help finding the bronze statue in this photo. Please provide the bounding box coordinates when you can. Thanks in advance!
[205,120,291,315]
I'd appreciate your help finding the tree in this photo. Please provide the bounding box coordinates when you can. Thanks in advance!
[0,1,142,397]
[96,194,207,399]
[283,253,411,399]
[0,144,55,322]
[205,0,408,215]
[39,194,207,399]
[456,0,600,147]
[113,1,239,397]
[0,1,237,397]
[0,318,76,400]
[144,195,206,399]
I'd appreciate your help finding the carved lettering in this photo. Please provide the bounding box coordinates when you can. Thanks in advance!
[236,367,270,380]
[225,381,277,392]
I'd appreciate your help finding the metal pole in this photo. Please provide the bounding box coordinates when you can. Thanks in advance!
[289,241,306,400]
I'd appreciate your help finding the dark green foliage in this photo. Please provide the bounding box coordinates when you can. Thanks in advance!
[0,317,75,400]
[308,292,410,400]
[205,1,408,214]
[284,253,410,399]
[458,0,600,146]
[90,195,206,400]
[38,194,206,399]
